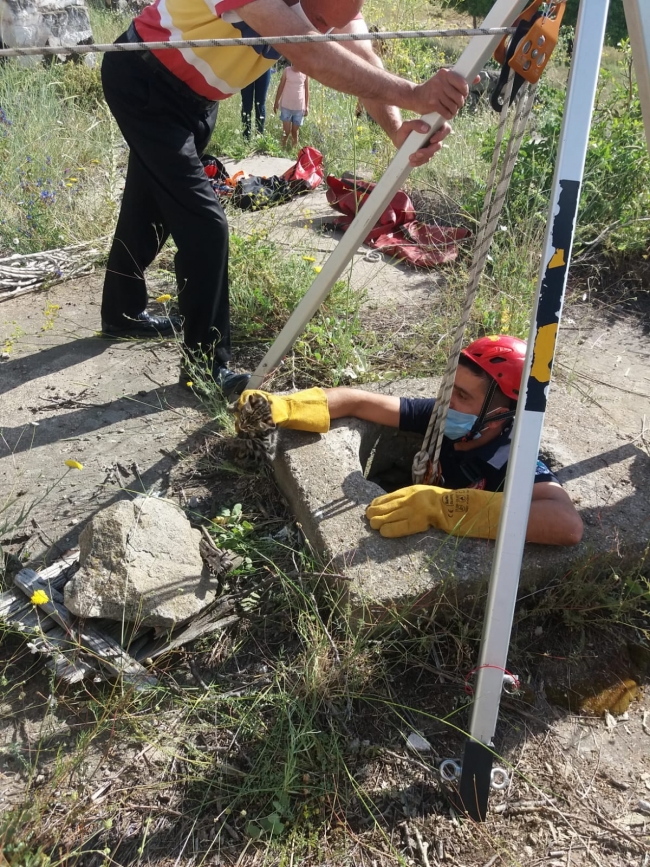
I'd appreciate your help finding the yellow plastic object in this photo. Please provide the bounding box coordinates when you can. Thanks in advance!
[495,1,566,84]
[366,485,503,540]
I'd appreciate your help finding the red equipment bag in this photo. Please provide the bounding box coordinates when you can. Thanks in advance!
[325,174,471,267]
[282,146,324,192]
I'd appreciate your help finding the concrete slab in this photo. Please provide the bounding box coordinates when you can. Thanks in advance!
[274,376,650,621]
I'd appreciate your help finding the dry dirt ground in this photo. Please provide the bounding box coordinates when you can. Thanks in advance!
[1,177,649,865]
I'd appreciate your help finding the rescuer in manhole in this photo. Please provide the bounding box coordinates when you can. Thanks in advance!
[235,335,584,546]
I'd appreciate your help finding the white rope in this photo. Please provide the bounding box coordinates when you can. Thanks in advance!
[0,28,515,59]
[411,73,539,485]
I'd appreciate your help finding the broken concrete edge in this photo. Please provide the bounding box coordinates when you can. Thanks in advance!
[284,494,650,631]
[272,377,650,626]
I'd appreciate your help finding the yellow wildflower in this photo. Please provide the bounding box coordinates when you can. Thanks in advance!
[302,256,316,262]
[90,159,100,164]
[313,266,322,274]
[65,183,73,188]
[65,459,84,470]
[31,589,49,605]
[155,293,173,303]
[68,178,78,183]
[186,381,194,388]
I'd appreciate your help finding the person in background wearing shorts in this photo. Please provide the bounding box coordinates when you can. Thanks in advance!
[274,65,309,148]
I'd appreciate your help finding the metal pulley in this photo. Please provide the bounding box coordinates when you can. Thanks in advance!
[491,1,566,110]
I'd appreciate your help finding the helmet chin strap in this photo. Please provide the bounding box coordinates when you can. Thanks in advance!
[461,379,517,443]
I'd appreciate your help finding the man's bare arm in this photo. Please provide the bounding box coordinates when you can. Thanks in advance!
[338,19,402,138]
[235,0,468,116]
[526,482,583,546]
[341,23,455,164]
[325,387,400,427]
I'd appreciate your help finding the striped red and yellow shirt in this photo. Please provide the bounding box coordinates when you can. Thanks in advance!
[134,0,280,101]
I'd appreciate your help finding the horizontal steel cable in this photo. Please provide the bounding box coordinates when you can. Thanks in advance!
[0,27,514,58]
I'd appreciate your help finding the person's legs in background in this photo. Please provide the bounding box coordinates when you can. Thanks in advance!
[240,80,254,140]
[291,119,301,147]
[253,69,271,135]
[280,116,292,148]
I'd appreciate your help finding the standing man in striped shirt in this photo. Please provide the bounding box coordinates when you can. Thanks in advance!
[100,0,471,397]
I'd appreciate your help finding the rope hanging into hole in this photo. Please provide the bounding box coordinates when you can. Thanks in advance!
[411,70,539,486]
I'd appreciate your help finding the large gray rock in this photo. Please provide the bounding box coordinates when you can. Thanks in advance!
[273,377,650,625]
[64,498,215,628]
[0,0,93,64]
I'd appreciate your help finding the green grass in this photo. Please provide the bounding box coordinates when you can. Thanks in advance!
[1,5,650,863]
[2,531,648,864]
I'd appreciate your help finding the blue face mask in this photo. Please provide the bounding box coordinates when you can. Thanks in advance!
[444,408,478,441]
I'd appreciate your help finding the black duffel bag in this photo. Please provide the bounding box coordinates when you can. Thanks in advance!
[231,175,294,211]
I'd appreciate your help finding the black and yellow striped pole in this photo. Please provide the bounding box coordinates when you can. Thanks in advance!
[457,0,611,821]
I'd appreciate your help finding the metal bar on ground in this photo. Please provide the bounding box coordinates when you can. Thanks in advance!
[14,568,158,687]
[249,0,530,388]
[623,0,650,154]
[457,0,610,822]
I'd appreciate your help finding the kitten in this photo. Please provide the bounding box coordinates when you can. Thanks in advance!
[231,392,278,465]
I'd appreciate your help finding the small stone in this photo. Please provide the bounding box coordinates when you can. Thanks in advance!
[406,732,432,753]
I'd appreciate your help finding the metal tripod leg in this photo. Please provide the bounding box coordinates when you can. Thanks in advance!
[248,0,529,388]
[456,0,610,822]
[623,0,650,154]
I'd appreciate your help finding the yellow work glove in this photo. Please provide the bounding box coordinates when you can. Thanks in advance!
[366,485,503,540]
[237,387,330,433]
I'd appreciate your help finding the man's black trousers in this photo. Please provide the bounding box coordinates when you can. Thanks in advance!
[101,40,231,362]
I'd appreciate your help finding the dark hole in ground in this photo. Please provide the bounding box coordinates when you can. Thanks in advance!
[359,425,422,493]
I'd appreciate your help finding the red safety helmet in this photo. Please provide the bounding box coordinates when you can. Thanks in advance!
[461,335,526,401]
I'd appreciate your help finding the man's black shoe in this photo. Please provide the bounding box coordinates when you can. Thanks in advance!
[180,364,251,399]
[215,366,251,398]
[101,311,182,339]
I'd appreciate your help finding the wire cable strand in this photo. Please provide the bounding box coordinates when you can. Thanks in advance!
[0,27,515,59]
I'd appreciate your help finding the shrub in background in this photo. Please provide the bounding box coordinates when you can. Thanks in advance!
[476,42,649,258]
[444,0,628,45]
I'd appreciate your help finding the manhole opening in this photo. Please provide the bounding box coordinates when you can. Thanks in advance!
[359,426,422,493]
